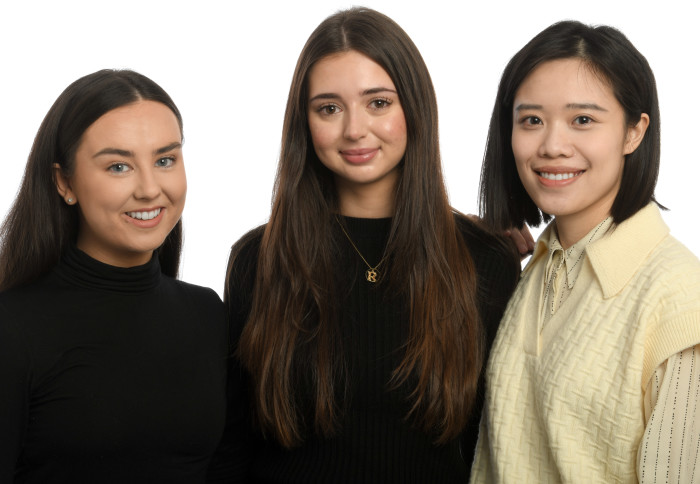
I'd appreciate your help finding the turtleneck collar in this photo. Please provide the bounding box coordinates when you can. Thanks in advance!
[54,245,162,294]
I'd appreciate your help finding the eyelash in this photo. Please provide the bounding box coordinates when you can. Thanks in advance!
[317,103,341,115]
[107,157,175,173]
[369,97,392,110]
[574,115,593,125]
[316,97,394,115]
[518,115,595,127]
[155,156,176,167]
[108,163,130,173]
[519,116,542,126]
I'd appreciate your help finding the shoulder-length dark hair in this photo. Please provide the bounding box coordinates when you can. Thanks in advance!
[480,20,661,231]
[0,69,184,291]
[232,7,482,447]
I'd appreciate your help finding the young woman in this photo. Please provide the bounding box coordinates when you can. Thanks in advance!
[472,21,700,483]
[0,70,232,483]
[225,7,520,483]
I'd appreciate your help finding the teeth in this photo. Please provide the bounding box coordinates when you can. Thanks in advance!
[539,171,580,181]
[127,208,161,220]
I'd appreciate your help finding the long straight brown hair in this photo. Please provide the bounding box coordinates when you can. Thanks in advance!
[233,7,481,447]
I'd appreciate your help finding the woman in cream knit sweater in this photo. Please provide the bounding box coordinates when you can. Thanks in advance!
[472,21,700,483]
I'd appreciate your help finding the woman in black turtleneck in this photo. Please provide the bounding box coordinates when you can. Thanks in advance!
[0,70,240,483]
[223,8,520,483]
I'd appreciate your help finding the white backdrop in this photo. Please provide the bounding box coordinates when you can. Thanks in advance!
[1,0,697,297]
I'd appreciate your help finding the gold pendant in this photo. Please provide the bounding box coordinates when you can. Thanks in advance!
[365,269,378,283]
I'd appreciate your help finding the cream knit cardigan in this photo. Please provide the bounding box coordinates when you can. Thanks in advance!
[471,203,700,483]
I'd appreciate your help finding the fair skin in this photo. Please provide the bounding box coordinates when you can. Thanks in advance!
[307,49,408,218]
[512,58,649,248]
[54,100,186,267]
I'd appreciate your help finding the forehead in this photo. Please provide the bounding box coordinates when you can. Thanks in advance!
[80,101,181,147]
[515,58,616,104]
[307,50,395,93]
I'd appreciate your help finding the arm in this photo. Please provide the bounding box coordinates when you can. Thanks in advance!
[638,344,700,483]
[0,307,30,480]
[207,232,262,483]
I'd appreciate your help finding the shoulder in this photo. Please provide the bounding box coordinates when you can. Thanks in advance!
[640,234,700,307]
[165,277,224,307]
[225,225,266,315]
[453,213,520,285]
[0,273,58,324]
[229,225,266,267]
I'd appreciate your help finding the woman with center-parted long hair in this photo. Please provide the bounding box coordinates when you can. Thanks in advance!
[0,70,243,483]
[224,7,520,483]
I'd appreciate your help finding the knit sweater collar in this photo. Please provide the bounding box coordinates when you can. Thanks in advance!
[526,203,668,299]
[54,245,162,294]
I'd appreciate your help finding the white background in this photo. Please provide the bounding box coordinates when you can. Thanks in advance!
[1,0,697,297]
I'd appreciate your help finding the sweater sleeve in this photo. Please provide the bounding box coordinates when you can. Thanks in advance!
[638,344,700,483]
[0,302,30,481]
[207,229,263,483]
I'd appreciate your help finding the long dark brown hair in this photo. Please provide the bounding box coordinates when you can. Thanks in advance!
[0,69,184,291]
[232,7,482,447]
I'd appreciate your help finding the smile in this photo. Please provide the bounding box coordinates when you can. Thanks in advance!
[126,208,161,220]
[537,171,583,181]
[340,148,379,164]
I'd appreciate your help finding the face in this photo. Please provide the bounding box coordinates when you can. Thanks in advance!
[56,100,186,267]
[307,50,407,212]
[511,58,647,244]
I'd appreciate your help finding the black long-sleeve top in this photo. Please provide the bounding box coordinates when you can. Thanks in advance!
[225,215,520,483]
[0,246,228,483]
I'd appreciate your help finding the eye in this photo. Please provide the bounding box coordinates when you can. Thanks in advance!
[108,163,131,173]
[318,104,341,115]
[518,115,542,127]
[574,115,593,126]
[155,156,175,168]
[369,98,392,110]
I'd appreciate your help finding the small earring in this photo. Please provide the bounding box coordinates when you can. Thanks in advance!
[67,198,74,204]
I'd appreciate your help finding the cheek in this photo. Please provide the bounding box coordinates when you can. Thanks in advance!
[381,112,407,144]
[164,172,188,207]
[308,119,334,152]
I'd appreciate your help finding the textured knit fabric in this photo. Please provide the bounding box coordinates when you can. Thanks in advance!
[225,215,520,483]
[0,246,229,484]
[471,203,700,483]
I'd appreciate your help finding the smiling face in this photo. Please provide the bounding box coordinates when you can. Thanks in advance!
[55,100,186,267]
[307,50,407,217]
[511,58,648,246]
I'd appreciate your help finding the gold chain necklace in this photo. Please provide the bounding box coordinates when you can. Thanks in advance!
[335,216,386,283]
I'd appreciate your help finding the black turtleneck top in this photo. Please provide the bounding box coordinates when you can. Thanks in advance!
[225,215,520,483]
[0,246,228,483]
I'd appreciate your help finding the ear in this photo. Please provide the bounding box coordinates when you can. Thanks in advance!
[53,163,76,205]
[623,113,650,155]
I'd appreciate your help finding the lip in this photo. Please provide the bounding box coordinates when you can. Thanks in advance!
[123,207,165,228]
[534,167,585,187]
[340,148,379,164]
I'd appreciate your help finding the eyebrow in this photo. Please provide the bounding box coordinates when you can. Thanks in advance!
[514,102,608,112]
[93,142,182,159]
[309,87,397,103]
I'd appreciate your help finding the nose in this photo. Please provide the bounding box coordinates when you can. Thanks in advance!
[134,167,161,200]
[343,107,368,141]
[538,122,575,158]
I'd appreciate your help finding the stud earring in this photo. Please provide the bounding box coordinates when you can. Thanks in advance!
[67,198,74,204]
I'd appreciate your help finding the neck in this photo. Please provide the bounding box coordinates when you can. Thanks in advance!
[555,212,611,249]
[335,175,397,218]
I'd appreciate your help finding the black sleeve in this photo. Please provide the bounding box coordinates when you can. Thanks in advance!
[0,301,29,481]
[207,228,264,484]
[454,216,520,468]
